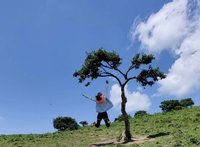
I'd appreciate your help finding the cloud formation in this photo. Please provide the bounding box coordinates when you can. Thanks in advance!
[132,0,200,97]
[110,84,151,113]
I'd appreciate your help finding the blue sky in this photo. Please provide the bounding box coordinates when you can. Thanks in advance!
[1,0,200,134]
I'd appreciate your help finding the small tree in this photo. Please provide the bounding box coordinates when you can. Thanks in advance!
[134,110,148,117]
[79,121,88,127]
[180,98,194,108]
[160,100,182,112]
[53,116,79,131]
[73,49,165,142]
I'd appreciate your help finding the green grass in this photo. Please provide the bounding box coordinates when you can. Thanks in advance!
[1,106,200,147]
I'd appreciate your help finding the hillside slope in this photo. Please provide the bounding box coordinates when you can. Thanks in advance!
[1,106,200,147]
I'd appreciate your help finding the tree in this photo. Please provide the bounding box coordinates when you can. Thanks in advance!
[79,121,88,127]
[180,98,194,108]
[160,100,182,112]
[73,49,166,142]
[134,110,148,118]
[53,116,79,131]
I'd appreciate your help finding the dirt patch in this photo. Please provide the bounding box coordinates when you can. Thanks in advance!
[89,136,155,147]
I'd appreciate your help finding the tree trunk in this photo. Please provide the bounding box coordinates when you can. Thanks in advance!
[120,85,132,142]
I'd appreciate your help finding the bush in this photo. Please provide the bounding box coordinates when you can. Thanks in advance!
[134,110,148,117]
[180,98,194,108]
[79,121,88,127]
[53,116,79,131]
[160,98,195,112]
[160,100,182,112]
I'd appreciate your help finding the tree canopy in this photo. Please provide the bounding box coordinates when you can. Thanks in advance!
[73,49,166,87]
[180,98,194,108]
[134,110,148,117]
[160,98,195,112]
[53,116,79,131]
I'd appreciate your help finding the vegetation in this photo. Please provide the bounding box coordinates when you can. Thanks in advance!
[1,106,200,146]
[160,100,182,112]
[73,48,166,142]
[160,98,194,112]
[180,98,194,108]
[114,114,132,122]
[79,121,88,127]
[134,110,148,117]
[53,116,79,131]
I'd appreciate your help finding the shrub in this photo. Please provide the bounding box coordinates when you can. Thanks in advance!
[160,98,195,112]
[53,116,79,131]
[160,100,182,112]
[79,121,88,127]
[180,98,194,108]
[134,110,148,117]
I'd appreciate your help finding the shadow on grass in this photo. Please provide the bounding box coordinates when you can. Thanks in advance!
[90,132,170,146]
[90,135,156,147]
[147,132,170,138]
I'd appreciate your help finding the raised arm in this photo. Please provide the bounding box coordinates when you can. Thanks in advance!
[82,93,96,102]
[105,80,109,98]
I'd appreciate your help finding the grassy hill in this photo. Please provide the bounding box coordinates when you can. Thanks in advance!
[1,106,200,147]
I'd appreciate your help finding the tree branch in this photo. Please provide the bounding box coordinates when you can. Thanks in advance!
[99,66,108,73]
[125,65,134,78]
[105,61,126,78]
[99,72,122,86]
[124,76,136,86]
[101,63,112,69]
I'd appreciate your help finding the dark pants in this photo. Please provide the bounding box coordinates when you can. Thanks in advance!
[95,112,110,128]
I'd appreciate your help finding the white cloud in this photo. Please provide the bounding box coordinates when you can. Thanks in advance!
[132,0,200,97]
[110,84,151,113]
[158,52,200,97]
[158,31,200,97]
[133,0,188,53]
